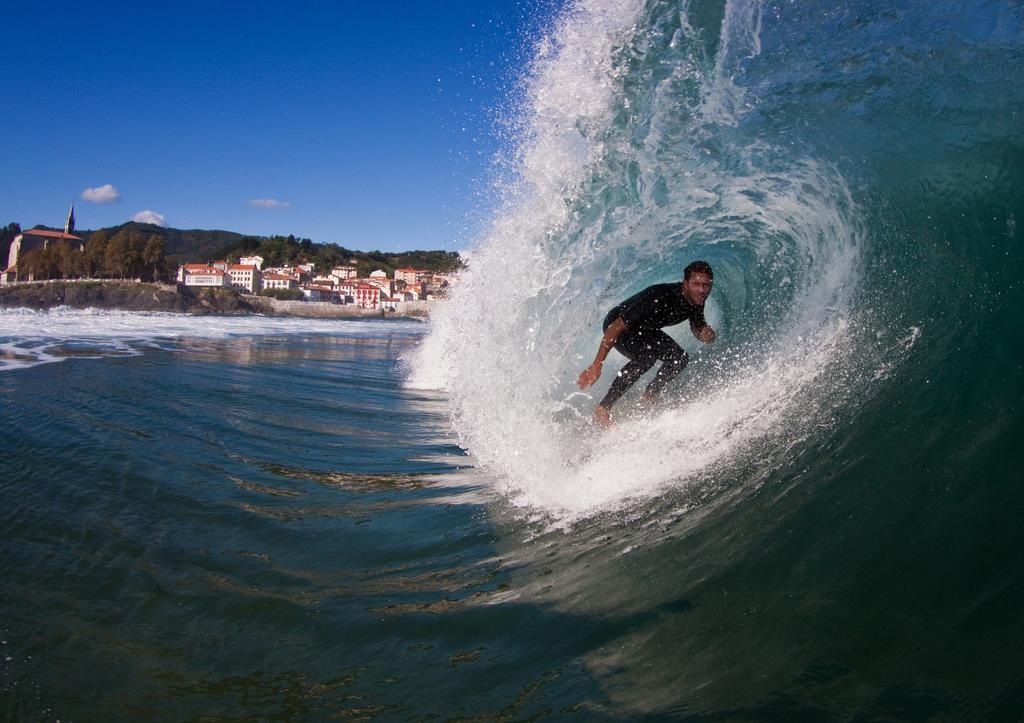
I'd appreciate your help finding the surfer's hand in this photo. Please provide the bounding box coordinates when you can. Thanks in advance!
[578,362,601,389]
[698,326,716,343]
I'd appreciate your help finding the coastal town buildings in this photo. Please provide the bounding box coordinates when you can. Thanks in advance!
[0,205,459,311]
[170,253,456,311]
[263,265,312,285]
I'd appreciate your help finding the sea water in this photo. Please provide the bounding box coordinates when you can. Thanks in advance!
[4,0,1024,718]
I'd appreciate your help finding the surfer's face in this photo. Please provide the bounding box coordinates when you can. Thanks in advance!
[682,272,713,305]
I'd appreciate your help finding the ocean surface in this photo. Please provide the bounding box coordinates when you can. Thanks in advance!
[4,0,1024,719]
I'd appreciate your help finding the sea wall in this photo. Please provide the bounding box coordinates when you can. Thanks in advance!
[0,280,437,317]
[245,297,432,318]
[0,280,253,314]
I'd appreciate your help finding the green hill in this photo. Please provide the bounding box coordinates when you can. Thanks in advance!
[77,222,463,277]
[0,219,465,277]
[1,219,464,281]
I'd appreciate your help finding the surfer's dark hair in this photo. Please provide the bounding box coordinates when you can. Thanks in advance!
[684,260,713,279]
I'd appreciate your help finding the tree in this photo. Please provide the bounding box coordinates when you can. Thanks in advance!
[85,229,110,277]
[125,231,146,279]
[142,234,166,282]
[18,248,45,280]
[258,287,304,301]
[105,233,129,279]
[56,242,83,278]
[19,245,68,281]
[104,229,147,279]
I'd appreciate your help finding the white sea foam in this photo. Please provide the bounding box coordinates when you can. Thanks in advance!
[0,307,417,372]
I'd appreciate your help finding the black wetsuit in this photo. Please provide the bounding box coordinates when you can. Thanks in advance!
[599,282,708,409]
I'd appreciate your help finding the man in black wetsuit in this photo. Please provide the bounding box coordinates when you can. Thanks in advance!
[577,260,716,428]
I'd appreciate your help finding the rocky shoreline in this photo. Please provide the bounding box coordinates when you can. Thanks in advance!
[0,281,430,318]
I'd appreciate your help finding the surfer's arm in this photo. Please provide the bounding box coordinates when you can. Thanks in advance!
[578,316,628,389]
[690,310,715,343]
[694,324,715,343]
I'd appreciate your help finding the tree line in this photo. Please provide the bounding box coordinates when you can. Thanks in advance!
[17,227,167,282]
[216,234,464,277]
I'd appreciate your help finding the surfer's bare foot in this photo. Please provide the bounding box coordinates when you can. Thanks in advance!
[593,404,615,429]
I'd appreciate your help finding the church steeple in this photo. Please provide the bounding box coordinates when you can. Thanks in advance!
[64,202,75,234]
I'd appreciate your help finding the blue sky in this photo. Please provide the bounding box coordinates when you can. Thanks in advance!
[1,1,559,252]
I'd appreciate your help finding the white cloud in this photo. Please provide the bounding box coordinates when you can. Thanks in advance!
[248,198,291,209]
[131,210,167,227]
[81,183,121,203]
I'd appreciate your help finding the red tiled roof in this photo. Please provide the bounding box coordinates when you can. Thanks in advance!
[23,229,83,242]
[228,264,256,271]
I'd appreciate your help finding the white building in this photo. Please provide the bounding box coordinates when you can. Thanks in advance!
[228,264,260,293]
[178,263,209,282]
[262,272,297,290]
[364,274,393,296]
[336,281,355,303]
[281,265,312,284]
[183,267,231,288]
[301,284,336,302]
[393,267,430,285]
[239,255,264,270]
[331,265,357,280]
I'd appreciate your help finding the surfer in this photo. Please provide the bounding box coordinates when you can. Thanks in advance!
[577,260,716,428]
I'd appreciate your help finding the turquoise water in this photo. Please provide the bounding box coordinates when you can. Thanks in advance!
[4,0,1024,719]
